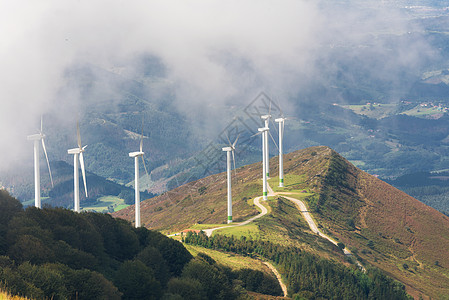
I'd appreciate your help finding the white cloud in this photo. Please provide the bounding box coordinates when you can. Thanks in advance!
[0,0,434,169]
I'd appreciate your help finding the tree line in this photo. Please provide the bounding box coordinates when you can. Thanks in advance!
[184,231,412,300]
[0,190,279,299]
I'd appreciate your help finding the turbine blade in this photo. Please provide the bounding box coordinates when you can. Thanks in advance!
[225,132,232,146]
[269,130,279,151]
[232,134,240,147]
[282,120,285,139]
[268,99,272,115]
[40,115,43,133]
[270,118,279,136]
[140,116,144,152]
[141,155,149,177]
[251,131,263,138]
[232,150,236,177]
[79,152,88,198]
[41,138,54,188]
[77,121,82,149]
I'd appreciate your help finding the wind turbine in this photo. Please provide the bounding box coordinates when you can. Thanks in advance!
[129,121,149,228]
[222,134,239,224]
[27,117,54,208]
[260,114,271,178]
[275,117,286,187]
[255,127,269,200]
[67,121,88,213]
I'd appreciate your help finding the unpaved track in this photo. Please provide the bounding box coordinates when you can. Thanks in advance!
[204,195,268,237]
[264,261,288,297]
[173,179,364,298]
[280,194,365,271]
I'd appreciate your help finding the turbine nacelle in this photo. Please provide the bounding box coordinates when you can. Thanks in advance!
[258,127,269,132]
[275,117,286,123]
[27,133,44,141]
[129,151,144,157]
[222,146,233,152]
[67,145,87,155]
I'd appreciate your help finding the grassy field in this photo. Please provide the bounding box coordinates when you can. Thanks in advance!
[82,196,129,213]
[190,223,230,230]
[341,103,397,119]
[268,174,308,193]
[21,197,50,207]
[184,244,274,276]
[400,105,445,118]
[212,223,262,239]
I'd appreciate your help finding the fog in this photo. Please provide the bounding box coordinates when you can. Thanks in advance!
[0,0,436,170]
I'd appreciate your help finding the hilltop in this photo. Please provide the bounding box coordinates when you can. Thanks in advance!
[115,146,449,298]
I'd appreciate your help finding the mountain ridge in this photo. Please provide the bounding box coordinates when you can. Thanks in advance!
[114,145,449,298]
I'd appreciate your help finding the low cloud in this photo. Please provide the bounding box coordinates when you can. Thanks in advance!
[0,0,436,170]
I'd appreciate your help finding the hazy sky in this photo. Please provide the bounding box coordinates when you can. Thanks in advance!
[0,0,434,170]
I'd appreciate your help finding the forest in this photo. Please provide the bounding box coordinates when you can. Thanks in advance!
[184,231,411,300]
[0,190,279,299]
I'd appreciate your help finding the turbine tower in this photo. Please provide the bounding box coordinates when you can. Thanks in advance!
[260,114,271,178]
[257,127,269,200]
[129,121,149,228]
[27,117,54,208]
[222,134,239,224]
[275,117,286,187]
[67,121,88,213]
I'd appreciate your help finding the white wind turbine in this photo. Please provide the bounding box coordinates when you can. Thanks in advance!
[260,113,271,178]
[254,127,269,200]
[129,121,149,228]
[67,121,88,213]
[260,100,279,178]
[222,134,239,224]
[27,117,54,208]
[275,117,286,187]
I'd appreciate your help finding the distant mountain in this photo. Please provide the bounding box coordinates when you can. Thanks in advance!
[1,160,154,211]
[115,146,449,298]
[5,9,449,217]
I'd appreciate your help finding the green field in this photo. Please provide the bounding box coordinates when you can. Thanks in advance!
[400,105,445,118]
[82,196,129,213]
[211,223,262,239]
[22,197,51,207]
[268,174,308,193]
[341,103,396,119]
[184,244,273,275]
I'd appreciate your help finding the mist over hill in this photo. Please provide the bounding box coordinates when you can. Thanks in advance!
[2,1,449,223]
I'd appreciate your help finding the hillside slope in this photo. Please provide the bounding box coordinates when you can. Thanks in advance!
[115,145,449,298]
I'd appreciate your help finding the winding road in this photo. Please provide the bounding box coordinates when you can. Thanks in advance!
[281,195,365,271]
[204,191,272,237]
[203,181,365,271]
[174,180,365,297]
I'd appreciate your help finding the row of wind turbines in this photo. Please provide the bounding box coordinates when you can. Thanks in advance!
[27,118,147,229]
[27,105,288,228]
[223,109,288,224]
[27,120,90,213]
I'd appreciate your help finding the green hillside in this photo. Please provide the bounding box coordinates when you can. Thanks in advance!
[115,146,449,299]
[0,190,287,299]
